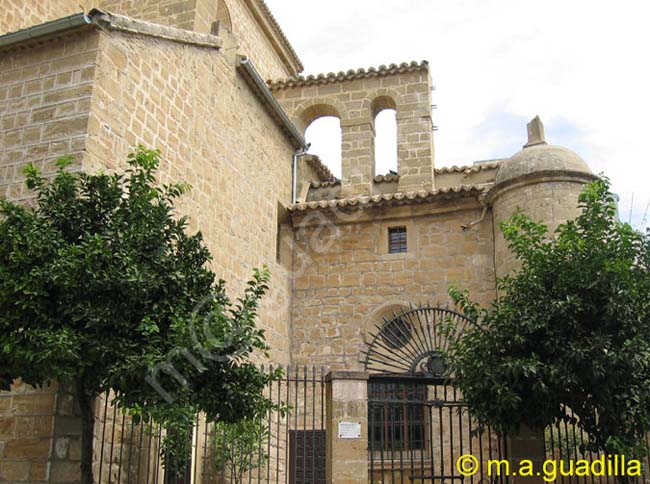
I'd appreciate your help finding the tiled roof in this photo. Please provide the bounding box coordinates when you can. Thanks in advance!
[304,154,334,181]
[290,184,490,212]
[374,173,399,183]
[434,161,502,174]
[310,179,340,189]
[268,60,429,90]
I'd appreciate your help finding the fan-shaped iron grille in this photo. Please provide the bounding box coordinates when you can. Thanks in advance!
[361,305,475,377]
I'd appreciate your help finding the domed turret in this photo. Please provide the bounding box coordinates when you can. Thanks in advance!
[490,116,597,279]
[495,116,592,188]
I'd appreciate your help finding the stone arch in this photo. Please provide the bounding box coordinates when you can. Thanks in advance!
[361,300,410,346]
[214,0,232,35]
[360,88,405,121]
[363,90,403,176]
[291,98,348,134]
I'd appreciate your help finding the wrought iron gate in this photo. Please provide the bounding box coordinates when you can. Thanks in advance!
[362,305,508,484]
[368,375,508,484]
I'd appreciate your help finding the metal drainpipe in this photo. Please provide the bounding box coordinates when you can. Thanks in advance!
[292,147,310,204]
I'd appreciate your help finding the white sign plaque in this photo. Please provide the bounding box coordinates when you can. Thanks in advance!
[338,421,361,439]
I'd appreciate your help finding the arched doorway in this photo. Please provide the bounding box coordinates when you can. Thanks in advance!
[361,305,508,484]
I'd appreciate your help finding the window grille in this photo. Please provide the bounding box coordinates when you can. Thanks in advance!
[388,227,407,253]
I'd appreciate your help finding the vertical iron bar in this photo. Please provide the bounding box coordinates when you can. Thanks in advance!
[379,395,386,484]
[562,409,573,484]
[293,366,299,484]
[108,400,119,484]
[311,366,316,484]
[426,402,433,484]
[320,367,325,484]
[285,366,291,484]
[192,413,199,484]
[144,421,154,484]
[468,410,474,484]
[303,366,307,484]
[98,394,110,484]
[267,365,273,484]
[153,425,162,484]
[126,416,136,484]
[201,415,209,484]
[220,425,226,482]
[388,392,396,484]
[135,418,145,484]
[117,411,127,484]
[369,399,375,484]
[276,366,282,484]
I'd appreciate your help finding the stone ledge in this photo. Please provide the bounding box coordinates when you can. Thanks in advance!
[325,371,369,382]
[89,9,222,50]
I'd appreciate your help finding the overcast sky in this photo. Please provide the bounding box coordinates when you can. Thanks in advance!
[266,0,650,229]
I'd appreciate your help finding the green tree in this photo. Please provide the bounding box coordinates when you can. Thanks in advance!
[212,415,270,484]
[450,178,650,459]
[0,148,277,484]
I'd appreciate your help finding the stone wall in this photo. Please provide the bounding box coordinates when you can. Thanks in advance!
[85,27,295,360]
[491,179,587,279]
[0,381,56,483]
[0,14,298,482]
[290,198,497,370]
[0,0,80,35]
[0,0,300,81]
[96,0,200,31]
[0,30,98,201]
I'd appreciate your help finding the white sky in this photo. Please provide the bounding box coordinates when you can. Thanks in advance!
[266,0,650,230]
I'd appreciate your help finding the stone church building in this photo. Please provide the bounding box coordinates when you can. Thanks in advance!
[0,1,597,483]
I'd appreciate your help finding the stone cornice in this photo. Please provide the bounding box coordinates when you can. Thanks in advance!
[89,9,222,49]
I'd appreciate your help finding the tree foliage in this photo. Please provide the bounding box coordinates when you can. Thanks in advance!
[212,415,270,484]
[450,178,650,457]
[0,148,278,483]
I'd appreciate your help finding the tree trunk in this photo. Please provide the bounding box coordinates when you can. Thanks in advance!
[76,380,96,484]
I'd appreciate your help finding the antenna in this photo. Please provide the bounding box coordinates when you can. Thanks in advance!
[629,192,634,224]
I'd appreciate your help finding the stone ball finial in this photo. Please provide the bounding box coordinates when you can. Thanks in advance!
[494,116,593,187]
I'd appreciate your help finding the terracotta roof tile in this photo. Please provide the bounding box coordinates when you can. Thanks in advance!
[304,154,334,181]
[434,161,502,174]
[290,184,490,212]
[374,173,399,183]
[310,179,340,188]
[268,60,429,90]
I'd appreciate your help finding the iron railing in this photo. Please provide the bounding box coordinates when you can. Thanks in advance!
[368,376,508,484]
[94,366,326,484]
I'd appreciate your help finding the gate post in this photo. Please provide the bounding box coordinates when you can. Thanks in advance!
[507,425,546,484]
[325,371,369,484]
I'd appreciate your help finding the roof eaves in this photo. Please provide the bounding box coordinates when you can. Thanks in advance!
[238,56,308,150]
[0,12,92,50]
[268,60,429,90]
[290,184,491,212]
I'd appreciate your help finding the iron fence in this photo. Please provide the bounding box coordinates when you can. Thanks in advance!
[544,406,650,484]
[94,366,326,484]
[368,376,508,484]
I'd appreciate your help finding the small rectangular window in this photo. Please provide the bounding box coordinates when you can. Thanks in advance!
[388,227,407,254]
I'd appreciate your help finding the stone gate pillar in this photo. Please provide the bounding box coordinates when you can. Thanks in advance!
[325,371,369,484]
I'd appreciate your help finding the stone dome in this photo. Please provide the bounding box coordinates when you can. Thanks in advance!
[495,116,593,187]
